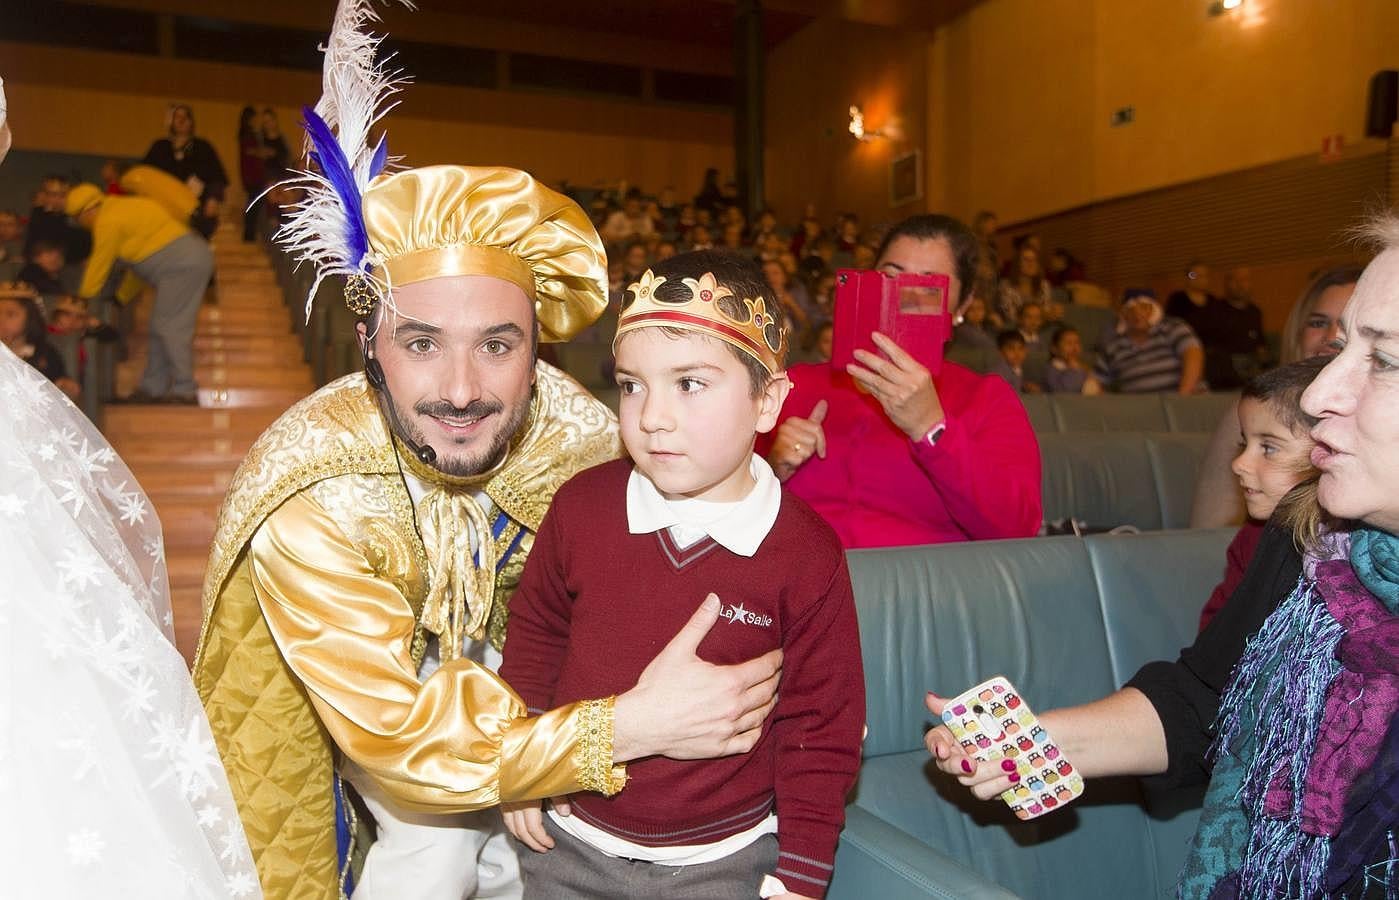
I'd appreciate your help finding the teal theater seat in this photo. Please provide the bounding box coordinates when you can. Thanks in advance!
[831,529,1233,900]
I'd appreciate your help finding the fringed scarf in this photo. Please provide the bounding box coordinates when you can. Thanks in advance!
[1179,527,1399,899]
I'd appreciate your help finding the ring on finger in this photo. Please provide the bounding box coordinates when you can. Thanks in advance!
[793,442,803,453]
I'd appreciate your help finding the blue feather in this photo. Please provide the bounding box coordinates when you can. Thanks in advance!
[301,105,369,269]
[370,135,389,178]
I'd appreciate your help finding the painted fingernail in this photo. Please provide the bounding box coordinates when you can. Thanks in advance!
[1008,773,1020,783]
[961,760,972,774]
[1001,760,1016,772]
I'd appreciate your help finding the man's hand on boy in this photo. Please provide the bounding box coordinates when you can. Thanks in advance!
[502,797,571,853]
[612,593,782,762]
[847,332,945,440]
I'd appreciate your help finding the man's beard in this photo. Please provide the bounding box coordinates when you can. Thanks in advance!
[393,391,532,478]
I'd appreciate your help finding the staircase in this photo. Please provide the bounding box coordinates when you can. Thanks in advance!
[103,222,314,663]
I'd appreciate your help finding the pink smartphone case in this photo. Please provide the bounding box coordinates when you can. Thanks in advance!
[830,269,952,373]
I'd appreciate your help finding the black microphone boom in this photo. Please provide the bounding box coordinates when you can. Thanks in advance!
[363,355,437,465]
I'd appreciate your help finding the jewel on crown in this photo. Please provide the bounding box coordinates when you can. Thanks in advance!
[617,269,789,375]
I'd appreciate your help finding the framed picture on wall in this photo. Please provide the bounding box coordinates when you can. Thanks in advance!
[889,149,922,207]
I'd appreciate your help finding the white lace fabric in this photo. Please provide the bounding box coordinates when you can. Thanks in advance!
[0,344,261,898]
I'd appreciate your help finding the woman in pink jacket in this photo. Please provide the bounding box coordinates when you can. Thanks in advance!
[761,214,1043,548]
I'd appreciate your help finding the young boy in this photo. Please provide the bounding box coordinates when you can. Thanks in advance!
[1044,325,1101,395]
[500,250,865,900]
[1197,356,1326,630]
[17,240,68,297]
[992,329,1029,392]
[1016,301,1045,349]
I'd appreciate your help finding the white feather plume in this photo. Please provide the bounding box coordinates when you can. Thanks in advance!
[273,0,414,322]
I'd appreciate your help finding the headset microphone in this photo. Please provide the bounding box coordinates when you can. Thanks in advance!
[362,346,438,466]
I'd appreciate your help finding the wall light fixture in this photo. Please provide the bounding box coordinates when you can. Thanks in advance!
[849,105,884,141]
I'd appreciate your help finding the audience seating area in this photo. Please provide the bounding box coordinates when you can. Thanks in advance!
[1029,394,1234,531]
[831,528,1231,900]
[1019,392,1236,433]
[1039,432,1212,531]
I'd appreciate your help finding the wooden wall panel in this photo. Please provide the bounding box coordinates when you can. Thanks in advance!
[1000,139,1394,329]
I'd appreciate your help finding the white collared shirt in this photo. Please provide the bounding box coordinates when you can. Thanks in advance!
[625,453,782,557]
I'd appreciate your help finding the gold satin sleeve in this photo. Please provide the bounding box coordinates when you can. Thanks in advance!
[247,491,625,812]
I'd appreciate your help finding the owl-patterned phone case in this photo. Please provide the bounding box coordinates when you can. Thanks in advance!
[941,676,1084,820]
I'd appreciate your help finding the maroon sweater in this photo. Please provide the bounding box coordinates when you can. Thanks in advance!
[500,459,865,896]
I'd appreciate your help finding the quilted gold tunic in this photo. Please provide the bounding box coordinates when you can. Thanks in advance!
[193,363,623,899]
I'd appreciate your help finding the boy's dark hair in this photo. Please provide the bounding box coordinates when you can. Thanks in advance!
[620,249,784,397]
[1246,356,1331,552]
[996,329,1026,351]
[874,214,979,305]
[29,240,63,257]
[1242,355,1329,435]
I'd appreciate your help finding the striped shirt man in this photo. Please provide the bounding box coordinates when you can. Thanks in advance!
[1094,316,1203,393]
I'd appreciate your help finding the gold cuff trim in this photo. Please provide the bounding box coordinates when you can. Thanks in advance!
[378,244,538,299]
[574,697,627,796]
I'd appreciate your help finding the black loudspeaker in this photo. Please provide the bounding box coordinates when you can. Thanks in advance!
[1366,70,1398,138]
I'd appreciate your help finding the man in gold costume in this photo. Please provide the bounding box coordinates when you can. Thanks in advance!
[192,8,781,899]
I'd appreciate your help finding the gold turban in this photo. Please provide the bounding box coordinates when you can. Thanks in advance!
[362,165,608,343]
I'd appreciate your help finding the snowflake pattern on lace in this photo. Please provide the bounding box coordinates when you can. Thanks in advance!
[115,491,149,526]
[66,829,105,866]
[227,870,260,897]
[56,547,105,591]
[54,477,87,516]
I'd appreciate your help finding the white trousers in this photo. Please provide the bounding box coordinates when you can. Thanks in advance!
[345,761,522,900]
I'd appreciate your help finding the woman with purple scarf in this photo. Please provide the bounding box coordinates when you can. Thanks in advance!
[924,212,1399,898]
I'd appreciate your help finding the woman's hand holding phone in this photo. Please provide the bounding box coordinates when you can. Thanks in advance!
[847,333,945,440]
[924,692,1020,801]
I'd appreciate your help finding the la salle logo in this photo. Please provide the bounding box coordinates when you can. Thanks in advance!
[721,602,773,628]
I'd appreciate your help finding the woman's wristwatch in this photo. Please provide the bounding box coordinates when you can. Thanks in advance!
[922,420,947,447]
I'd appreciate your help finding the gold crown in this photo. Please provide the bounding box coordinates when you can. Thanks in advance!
[614,270,788,374]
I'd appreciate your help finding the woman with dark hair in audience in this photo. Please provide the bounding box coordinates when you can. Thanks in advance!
[143,103,228,239]
[1190,263,1364,528]
[790,216,824,258]
[0,282,78,398]
[239,107,289,243]
[761,213,1042,548]
[950,294,998,355]
[237,106,264,242]
[997,241,1053,325]
[926,217,1399,897]
[762,256,815,347]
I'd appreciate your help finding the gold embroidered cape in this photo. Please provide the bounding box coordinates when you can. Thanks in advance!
[192,363,622,899]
